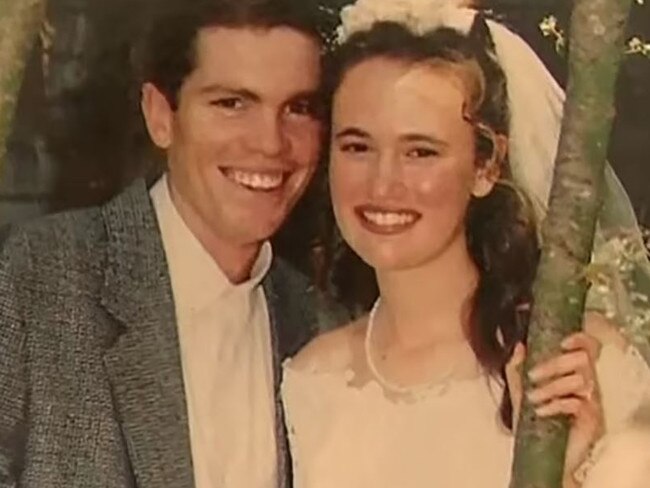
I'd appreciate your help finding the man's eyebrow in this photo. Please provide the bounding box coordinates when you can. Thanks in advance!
[289,89,321,100]
[198,84,261,102]
[197,85,322,106]
[333,127,370,139]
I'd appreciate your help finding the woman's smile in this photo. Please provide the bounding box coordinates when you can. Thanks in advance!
[355,204,421,235]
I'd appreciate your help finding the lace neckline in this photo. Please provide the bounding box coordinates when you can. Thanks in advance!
[283,356,502,407]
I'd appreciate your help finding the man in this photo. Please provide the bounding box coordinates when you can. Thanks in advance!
[0,1,341,486]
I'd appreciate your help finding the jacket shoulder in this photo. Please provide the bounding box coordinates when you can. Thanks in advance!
[1,207,107,284]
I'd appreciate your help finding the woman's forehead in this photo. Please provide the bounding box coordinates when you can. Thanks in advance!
[334,58,470,119]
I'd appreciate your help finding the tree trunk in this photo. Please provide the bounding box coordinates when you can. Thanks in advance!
[0,0,46,168]
[509,0,633,487]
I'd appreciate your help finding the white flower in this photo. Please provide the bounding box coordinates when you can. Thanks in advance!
[538,15,566,54]
[626,36,650,57]
[336,0,467,43]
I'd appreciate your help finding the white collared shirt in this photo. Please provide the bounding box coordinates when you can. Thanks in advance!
[150,175,277,488]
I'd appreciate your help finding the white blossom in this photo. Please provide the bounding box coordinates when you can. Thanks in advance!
[538,15,566,54]
[626,36,650,57]
[336,0,466,43]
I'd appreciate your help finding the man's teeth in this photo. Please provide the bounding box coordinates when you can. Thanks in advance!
[229,170,283,190]
[363,210,417,226]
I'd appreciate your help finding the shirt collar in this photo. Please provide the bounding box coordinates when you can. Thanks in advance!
[150,174,272,312]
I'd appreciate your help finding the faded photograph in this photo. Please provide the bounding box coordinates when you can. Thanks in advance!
[1,0,649,487]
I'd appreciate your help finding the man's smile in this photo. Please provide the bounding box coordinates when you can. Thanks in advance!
[220,167,287,192]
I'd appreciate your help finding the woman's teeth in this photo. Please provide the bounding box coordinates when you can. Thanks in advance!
[362,210,417,226]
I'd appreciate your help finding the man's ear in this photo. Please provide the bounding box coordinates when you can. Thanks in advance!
[472,133,507,198]
[141,82,174,149]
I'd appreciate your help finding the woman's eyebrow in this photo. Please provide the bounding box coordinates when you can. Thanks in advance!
[400,133,448,147]
[333,127,370,139]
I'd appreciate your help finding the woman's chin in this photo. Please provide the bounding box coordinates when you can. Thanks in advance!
[356,249,425,273]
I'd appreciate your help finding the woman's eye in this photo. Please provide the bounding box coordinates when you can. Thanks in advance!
[210,97,244,110]
[407,147,439,158]
[339,142,370,153]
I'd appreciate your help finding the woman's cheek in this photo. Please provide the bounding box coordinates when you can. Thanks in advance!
[412,175,449,207]
[411,165,471,209]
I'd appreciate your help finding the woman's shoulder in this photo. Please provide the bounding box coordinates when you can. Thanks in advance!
[287,317,367,375]
[584,311,647,384]
[585,312,650,431]
[584,311,628,351]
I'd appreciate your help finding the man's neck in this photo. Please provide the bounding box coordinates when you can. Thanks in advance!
[167,180,262,285]
[204,239,261,285]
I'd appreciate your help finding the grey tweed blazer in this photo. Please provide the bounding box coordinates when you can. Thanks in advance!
[0,179,339,488]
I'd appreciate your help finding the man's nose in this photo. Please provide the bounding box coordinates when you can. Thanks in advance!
[250,111,289,158]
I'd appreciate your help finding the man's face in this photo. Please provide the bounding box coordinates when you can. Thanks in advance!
[143,26,323,248]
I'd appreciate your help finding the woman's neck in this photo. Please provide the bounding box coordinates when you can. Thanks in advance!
[374,237,479,351]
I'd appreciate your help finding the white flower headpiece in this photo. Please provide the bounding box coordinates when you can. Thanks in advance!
[336,0,470,43]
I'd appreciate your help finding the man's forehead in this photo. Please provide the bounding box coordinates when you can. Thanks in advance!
[188,25,322,97]
[194,24,321,57]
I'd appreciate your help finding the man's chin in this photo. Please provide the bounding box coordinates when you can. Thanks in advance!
[234,219,283,246]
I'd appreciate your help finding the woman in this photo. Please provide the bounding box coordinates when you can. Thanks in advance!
[282,2,650,487]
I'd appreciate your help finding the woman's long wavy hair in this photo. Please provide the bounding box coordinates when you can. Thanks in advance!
[323,16,540,429]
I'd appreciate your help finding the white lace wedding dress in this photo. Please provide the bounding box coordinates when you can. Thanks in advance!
[281,343,650,488]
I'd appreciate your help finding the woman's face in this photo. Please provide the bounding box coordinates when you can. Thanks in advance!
[330,56,497,271]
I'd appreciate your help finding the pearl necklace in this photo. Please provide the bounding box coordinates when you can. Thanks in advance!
[364,298,461,398]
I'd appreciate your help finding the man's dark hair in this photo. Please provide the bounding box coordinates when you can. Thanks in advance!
[140,0,331,109]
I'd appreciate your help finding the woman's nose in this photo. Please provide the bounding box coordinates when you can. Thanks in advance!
[368,153,407,200]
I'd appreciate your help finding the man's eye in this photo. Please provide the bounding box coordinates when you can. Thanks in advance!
[286,99,320,118]
[407,147,439,158]
[210,97,244,110]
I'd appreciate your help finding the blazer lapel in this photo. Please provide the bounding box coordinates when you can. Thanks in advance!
[262,271,288,488]
[263,263,320,488]
[99,180,194,488]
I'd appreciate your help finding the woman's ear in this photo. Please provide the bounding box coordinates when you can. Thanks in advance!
[141,82,174,149]
[472,133,507,197]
